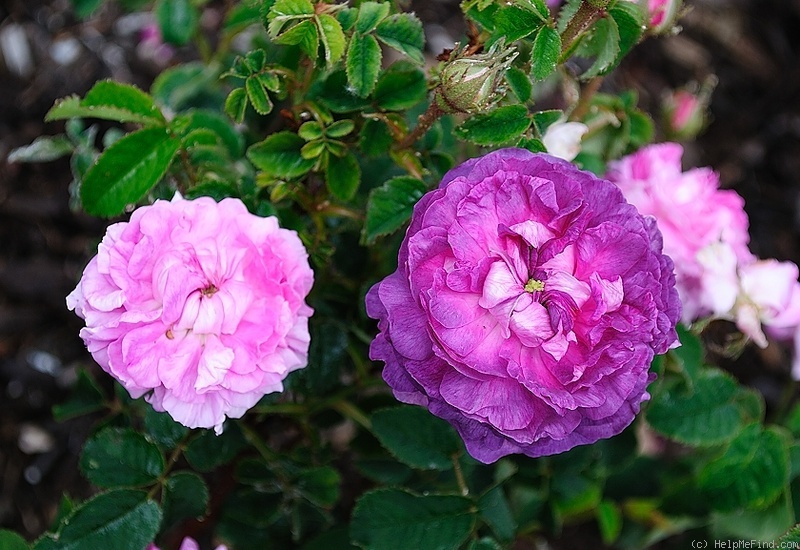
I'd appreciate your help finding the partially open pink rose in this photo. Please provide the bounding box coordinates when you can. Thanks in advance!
[67,196,313,433]
[606,143,752,322]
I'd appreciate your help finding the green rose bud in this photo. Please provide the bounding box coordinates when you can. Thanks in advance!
[434,40,518,114]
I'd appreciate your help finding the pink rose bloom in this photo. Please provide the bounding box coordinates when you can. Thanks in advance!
[367,149,680,463]
[645,0,681,32]
[67,196,313,433]
[734,260,800,347]
[606,143,752,322]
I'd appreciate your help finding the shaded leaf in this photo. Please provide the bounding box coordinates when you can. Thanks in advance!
[350,489,476,550]
[325,150,361,201]
[52,368,105,421]
[363,176,426,243]
[155,0,199,46]
[373,63,428,111]
[267,0,315,37]
[495,6,543,42]
[225,88,248,123]
[161,472,210,529]
[80,427,165,488]
[8,135,73,163]
[699,424,789,512]
[33,490,161,550]
[370,406,462,470]
[505,67,532,103]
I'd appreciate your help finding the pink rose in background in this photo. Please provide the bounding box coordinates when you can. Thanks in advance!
[734,260,800,347]
[67,196,313,434]
[367,149,680,463]
[606,142,752,322]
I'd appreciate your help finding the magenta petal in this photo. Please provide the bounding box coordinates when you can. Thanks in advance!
[366,148,680,463]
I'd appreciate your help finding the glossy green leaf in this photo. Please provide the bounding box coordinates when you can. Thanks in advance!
[778,523,800,544]
[646,368,746,446]
[225,88,248,123]
[8,135,73,163]
[155,0,199,46]
[33,490,161,550]
[531,25,561,81]
[370,406,462,470]
[245,75,273,114]
[80,427,165,488]
[267,0,315,37]
[144,405,188,449]
[356,2,390,33]
[505,67,532,102]
[325,150,360,201]
[174,109,244,157]
[299,121,324,141]
[363,176,426,243]
[610,1,644,63]
[337,7,358,31]
[374,14,425,64]
[301,140,326,159]
[467,539,503,550]
[316,14,346,66]
[46,81,164,125]
[350,489,476,550]
[0,529,30,550]
[275,19,320,60]
[495,6,543,42]
[247,131,315,179]
[374,63,428,111]
[580,15,620,79]
[455,104,531,146]
[326,119,355,138]
[80,126,180,217]
[699,424,789,512]
[346,33,382,98]
[161,472,210,529]
[670,324,703,384]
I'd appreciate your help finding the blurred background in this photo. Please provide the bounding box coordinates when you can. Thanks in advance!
[1,0,800,543]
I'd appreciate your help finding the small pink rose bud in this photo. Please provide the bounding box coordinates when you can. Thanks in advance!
[662,78,715,140]
[644,0,682,34]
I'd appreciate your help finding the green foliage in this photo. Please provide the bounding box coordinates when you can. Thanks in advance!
[350,489,476,550]
[33,490,161,550]
[79,127,180,216]
[15,0,799,548]
[46,81,165,125]
[456,104,531,145]
[80,427,166,488]
[161,472,210,529]
[370,406,463,470]
[363,176,426,243]
[155,0,199,46]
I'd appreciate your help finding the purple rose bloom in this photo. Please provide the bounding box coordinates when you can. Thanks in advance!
[366,149,680,463]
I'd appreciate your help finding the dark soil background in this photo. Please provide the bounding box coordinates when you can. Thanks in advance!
[1,0,800,545]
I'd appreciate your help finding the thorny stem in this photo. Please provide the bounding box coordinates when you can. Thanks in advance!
[395,101,445,151]
[569,76,605,121]
[560,1,606,58]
